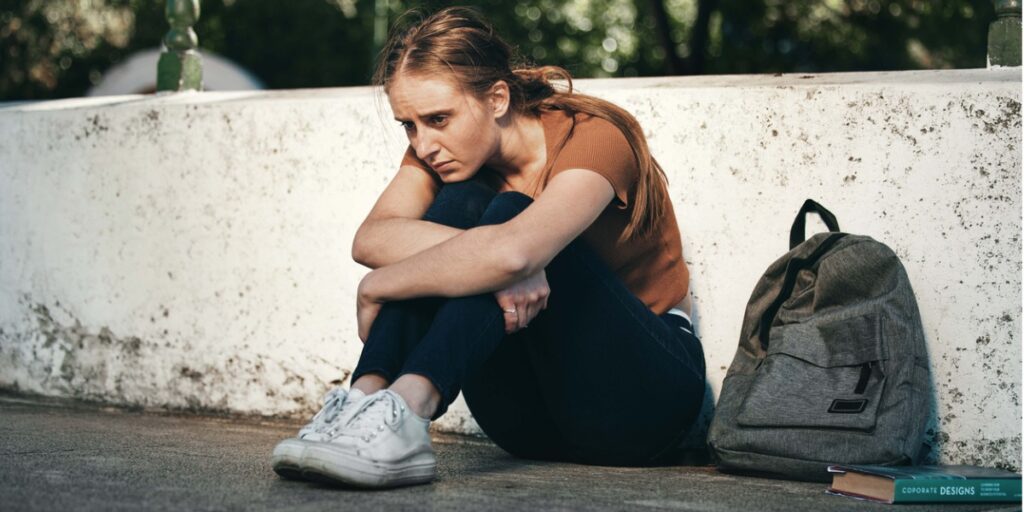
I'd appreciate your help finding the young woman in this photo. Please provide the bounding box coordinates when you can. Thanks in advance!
[271,6,705,488]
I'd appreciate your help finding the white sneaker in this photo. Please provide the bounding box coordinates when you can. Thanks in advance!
[271,387,366,480]
[301,389,436,488]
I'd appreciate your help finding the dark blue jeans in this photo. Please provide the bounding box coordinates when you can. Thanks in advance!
[351,178,706,466]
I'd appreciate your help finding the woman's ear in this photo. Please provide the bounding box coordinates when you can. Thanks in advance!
[488,80,511,118]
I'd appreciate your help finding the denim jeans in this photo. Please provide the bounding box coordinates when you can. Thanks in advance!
[351,178,706,466]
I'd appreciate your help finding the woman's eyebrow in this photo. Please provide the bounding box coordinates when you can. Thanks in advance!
[394,109,454,122]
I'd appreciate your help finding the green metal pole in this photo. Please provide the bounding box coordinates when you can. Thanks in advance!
[157,0,203,92]
[372,0,389,64]
[988,0,1022,67]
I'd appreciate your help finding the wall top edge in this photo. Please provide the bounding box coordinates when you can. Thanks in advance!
[576,67,1022,90]
[1,68,1019,115]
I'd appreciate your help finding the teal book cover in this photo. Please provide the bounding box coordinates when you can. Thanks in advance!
[827,464,1022,504]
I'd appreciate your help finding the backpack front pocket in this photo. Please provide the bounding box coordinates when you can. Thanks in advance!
[736,314,887,431]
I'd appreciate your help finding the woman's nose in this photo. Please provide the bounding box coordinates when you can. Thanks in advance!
[414,133,440,160]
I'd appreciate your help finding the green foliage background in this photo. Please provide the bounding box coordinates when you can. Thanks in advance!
[0,0,997,100]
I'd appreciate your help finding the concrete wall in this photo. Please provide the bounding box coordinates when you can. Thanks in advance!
[0,69,1020,469]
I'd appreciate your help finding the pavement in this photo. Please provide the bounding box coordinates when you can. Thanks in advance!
[0,391,1019,512]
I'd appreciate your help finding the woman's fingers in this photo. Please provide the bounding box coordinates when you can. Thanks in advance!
[497,291,548,333]
[498,295,517,333]
[504,308,517,333]
[493,269,550,334]
[522,294,546,329]
[501,300,530,333]
[518,301,533,331]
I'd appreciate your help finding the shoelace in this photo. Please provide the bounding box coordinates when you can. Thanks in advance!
[299,387,348,437]
[331,390,404,443]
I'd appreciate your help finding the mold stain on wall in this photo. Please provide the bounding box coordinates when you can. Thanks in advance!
[1,295,345,420]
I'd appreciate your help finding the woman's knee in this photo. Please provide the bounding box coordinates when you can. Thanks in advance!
[478,191,533,225]
[422,178,497,229]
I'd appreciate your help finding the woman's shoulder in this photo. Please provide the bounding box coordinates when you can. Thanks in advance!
[544,110,635,169]
[541,109,638,208]
[548,110,633,160]
[575,114,630,145]
[541,109,622,137]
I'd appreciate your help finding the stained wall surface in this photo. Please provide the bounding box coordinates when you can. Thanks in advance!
[0,69,1020,469]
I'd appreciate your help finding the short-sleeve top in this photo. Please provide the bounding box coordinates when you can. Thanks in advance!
[400,108,689,314]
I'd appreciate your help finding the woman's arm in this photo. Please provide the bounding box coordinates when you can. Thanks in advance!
[354,219,464,269]
[358,169,615,302]
[352,166,462,268]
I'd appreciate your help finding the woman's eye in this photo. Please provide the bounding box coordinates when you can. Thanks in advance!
[429,116,447,126]
[400,121,414,131]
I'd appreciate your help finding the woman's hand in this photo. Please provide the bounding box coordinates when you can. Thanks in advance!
[357,276,384,343]
[494,269,550,334]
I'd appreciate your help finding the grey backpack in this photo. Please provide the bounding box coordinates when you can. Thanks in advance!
[708,200,931,482]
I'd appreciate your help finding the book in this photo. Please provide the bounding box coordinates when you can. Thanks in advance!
[827,464,1022,504]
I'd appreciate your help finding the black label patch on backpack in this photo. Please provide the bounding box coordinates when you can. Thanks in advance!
[828,399,868,414]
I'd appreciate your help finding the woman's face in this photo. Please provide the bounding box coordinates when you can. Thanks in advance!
[388,72,501,183]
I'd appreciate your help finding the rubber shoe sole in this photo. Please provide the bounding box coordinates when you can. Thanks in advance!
[271,438,311,481]
[302,443,437,488]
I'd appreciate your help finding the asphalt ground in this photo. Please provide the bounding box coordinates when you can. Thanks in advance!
[0,391,1019,512]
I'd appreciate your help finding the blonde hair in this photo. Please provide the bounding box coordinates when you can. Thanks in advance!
[375,7,669,241]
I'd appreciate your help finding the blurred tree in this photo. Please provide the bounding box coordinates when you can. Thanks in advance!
[707,0,994,73]
[0,0,1001,101]
[386,0,656,77]
[0,0,137,100]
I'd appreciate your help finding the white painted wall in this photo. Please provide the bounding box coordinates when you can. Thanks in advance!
[0,69,1020,469]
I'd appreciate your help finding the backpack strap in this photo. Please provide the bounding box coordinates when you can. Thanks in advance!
[790,199,841,250]
[758,233,847,350]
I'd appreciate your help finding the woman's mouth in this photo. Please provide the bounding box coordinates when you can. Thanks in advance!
[432,160,454,172]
